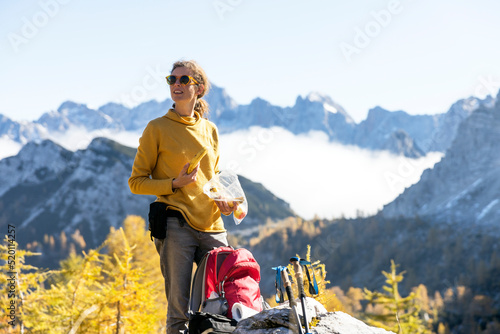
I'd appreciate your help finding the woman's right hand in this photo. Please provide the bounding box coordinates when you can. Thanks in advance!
[215,200,237,216]
[172,163,199,189]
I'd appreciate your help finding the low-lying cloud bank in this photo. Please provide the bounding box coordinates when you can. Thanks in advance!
[218,127,443,220]
[0,126,443,220]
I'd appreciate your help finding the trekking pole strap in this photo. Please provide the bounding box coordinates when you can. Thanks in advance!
[299,259,319,295]
[272,266,287,304]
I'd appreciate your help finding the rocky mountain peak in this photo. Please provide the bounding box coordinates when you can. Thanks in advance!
[87,136,127,151]
[37,100,119,132]
[382,100,500,229]
[297,92,352,118]
[305,91,334,103]
[205,84,239,116]
[0,139,72,197]
[249,97,270,106]
[366,106,401,118]
[447,97,481,119]
[82,137,137,165]
[16,139,72,168]
[0,114,18,138]
[98,102,130,118]
[57,100,89,114]
[363,106,411,129]
[426,95,495,152]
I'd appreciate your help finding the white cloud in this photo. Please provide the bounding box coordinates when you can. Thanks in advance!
[0,129,142,160]
[44,127,142,152]
[0,137,23,160]
[219,127,443,220]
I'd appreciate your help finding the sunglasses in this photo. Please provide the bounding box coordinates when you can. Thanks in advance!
[166,75,199,86]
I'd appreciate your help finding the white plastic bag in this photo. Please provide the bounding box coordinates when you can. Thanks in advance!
[203,170,248,225]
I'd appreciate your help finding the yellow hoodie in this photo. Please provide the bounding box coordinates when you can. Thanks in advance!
[128,109,224,232]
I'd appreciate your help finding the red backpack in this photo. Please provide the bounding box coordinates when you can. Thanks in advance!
[189,246,262,319]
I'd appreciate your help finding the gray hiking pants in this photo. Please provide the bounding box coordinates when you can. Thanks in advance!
[154,216,228,334]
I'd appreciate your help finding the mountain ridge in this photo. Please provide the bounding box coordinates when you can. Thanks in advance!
[2,85,496,158]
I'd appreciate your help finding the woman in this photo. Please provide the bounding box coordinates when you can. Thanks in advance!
[128,60,235,333]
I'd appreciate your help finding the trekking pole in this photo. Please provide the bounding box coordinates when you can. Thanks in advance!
[281,267,304,334]
[290,256,311,334]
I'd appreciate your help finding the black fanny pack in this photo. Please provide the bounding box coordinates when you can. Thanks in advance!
[189,312,237,334]
[148,202,187,241]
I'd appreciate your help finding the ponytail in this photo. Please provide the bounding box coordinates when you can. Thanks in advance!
[194,98,209,116]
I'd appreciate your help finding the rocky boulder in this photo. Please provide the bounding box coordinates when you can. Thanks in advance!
[234,308,394,334]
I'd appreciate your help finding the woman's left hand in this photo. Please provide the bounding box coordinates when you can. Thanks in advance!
[215,200,237,216]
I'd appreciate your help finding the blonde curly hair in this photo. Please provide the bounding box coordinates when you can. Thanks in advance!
[171,60,211,118]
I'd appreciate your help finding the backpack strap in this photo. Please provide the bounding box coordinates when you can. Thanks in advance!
[189,252,209,315]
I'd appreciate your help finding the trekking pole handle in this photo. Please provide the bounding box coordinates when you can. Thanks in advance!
[281,267,297,308]
[290,256,311,334]
[290,257,305,298]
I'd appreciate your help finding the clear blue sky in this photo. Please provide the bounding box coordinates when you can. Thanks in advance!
[1,0,499,122]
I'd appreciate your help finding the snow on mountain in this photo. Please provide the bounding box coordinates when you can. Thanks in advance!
[305,92,345,115]
[284,94,356,142]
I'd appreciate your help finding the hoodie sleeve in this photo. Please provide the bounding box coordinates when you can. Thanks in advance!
[128,122,175,196]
